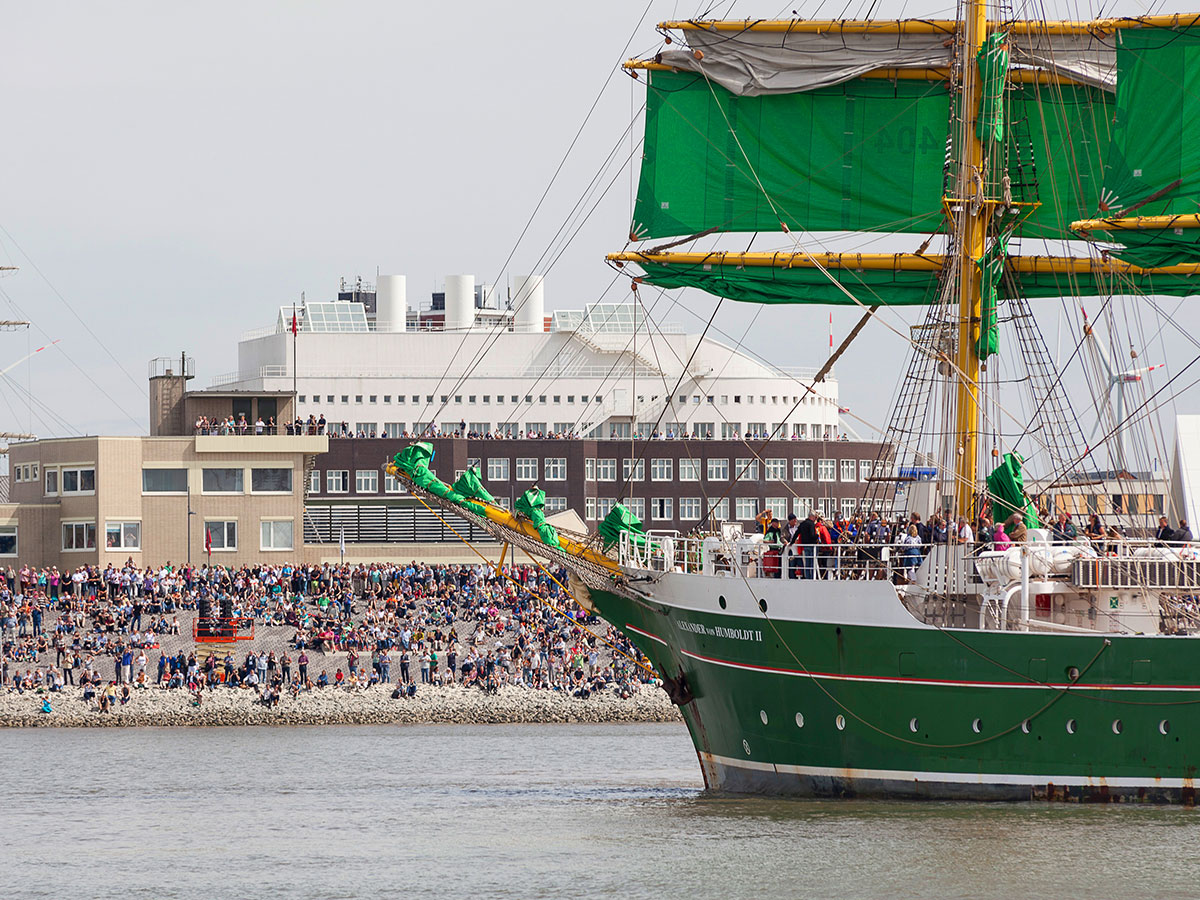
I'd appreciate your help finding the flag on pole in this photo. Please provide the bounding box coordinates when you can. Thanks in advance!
[204,527,212,559]
[291,309,299,336]
[339,525,346,558]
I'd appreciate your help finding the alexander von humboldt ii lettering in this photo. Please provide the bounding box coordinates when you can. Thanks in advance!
[390,7,1200,800]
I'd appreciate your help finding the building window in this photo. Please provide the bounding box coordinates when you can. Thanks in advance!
[735,497,758,521]
[650,459,673,481]
[205,520,237,551]
[860,459,874,482]
[735,458,760,481]
[516,458,539,481]
[818,459,837,482]
[62,521,96,551]
[596,458,617,481]
[721,422,742,439]
[712,498,729,521]
[679,458,700,482]
[622,459,645,482]
[0,526,15,556]
[251,468,292,493]
[326,470,350,493]
[766,497,789,520]
[261,519,294,551]
[61,467,96,495]
[626,497,645,520]
[841,459,857,482]
[597,498,617,519]
[105,521,141,551]
[383,423,404,438]
[44,469,58,496]
[545,496,567,513]
[793,497,814,517]
[793,458,813,481]
[308,470,321,493]
[585,497,596,520]
[203,468,244,493]
[355,469,379,493]
[707,458,729,481]
[679,497,702,521]
[544,458,566,481]
[585,458,596,481]
[487,458,510,481]
[142,468,187,493]
[384,474,404,494]
[651,498,673,520]
[841,498,858,518]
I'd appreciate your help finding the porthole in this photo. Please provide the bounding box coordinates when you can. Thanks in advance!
[1021,719,1031,734]
[760,709,769,725]
[1066,666,1080,682]
[1160,719,1171,736]
[795,712,805,728]
[909,717,920,733]
[758,598,768,613]
[743,739,751,755]
[971,718,982,734]
[1112,719,1123,735]
[1066,719,1077,734]
[836,714,846,731]
[718,595,727,610]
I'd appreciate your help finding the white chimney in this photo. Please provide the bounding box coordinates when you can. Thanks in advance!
[444,274,475,331]
[512,274,545,333]
[375,275,407,333]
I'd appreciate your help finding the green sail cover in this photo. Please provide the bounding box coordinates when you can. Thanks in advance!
[598,504,646,552]
[976,230,1011,359]
[976,33,1010,143]
[986,452,1039,529]
[452,467,494,504]
[392,444,486,517]
[514,487,559,548]
[633,70,1110,242]
[632,256,1200,307]
[1100,27,1200,266]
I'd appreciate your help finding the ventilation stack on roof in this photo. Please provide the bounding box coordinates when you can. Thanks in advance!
[512,274,545,333]
[375,275,407,333]
[444,275,475,331]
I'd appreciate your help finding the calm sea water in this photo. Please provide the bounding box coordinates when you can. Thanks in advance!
[2,723,1199,899]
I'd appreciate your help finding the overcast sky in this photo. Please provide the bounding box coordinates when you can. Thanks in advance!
[0,0,1193,476]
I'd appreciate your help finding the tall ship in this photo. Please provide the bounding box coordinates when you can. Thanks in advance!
[388,5,1200,800]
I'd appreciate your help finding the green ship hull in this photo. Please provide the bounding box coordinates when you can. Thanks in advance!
[590,578,1200,802]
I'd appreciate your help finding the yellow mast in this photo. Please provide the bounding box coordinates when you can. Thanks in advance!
[952,0,991,519]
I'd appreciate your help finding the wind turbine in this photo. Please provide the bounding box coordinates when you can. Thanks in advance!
[1081,307,1163,476]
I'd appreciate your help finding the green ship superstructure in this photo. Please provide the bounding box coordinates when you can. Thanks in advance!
[389,6,1200,800]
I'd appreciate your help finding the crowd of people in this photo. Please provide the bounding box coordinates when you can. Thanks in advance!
[0,561,656,709]
[192,413,850,443]
[748,507,1195,581]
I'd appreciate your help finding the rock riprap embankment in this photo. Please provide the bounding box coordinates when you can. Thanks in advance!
[0,684,682,728]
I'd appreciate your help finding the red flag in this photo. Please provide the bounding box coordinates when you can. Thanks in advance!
[204,528,212,557]
[291,312,298,336]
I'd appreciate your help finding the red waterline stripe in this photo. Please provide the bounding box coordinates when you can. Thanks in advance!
[679,647,1200,692]
[626,623,668,646]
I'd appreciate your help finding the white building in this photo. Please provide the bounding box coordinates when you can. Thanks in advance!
[212,274,842,441]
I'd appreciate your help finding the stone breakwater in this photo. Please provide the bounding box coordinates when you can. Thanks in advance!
[0,684,682,728]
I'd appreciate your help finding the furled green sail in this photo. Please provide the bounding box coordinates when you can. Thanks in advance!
[986,452,1039,529]
[1099,26,1200,267]
[632,69,1110,242]
[514,487,559,548]
[976,32,1010,143]
[976,230,1011,359]
[630,256,1200,307]
[598,504,646,552]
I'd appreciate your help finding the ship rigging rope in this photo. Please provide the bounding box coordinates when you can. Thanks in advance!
[413,0,658,432]
[731,564,1114,748]
[407,491,659,679]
